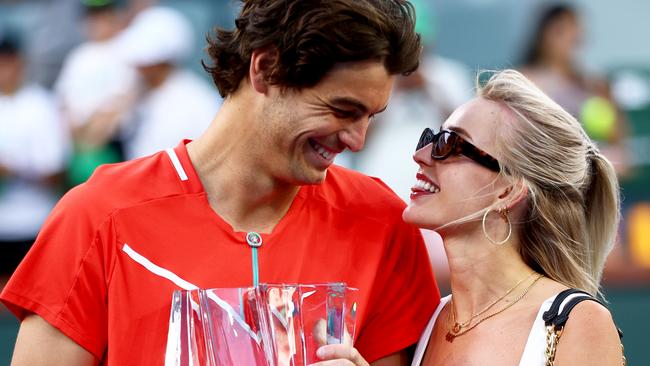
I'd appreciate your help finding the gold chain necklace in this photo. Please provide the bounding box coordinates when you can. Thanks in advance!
[449,271,536,333]
[445,273,544,343]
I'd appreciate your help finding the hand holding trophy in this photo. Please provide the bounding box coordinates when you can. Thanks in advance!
[165,283,359,366]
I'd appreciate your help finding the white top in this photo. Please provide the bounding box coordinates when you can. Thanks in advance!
[0,84,69,239]
[55,38,137,126]
[412,293,566,366]
[123,69,221,160]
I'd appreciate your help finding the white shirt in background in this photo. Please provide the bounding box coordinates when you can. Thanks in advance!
[0,84,69,240]
[54,37,137,127]
[124,69,221,160]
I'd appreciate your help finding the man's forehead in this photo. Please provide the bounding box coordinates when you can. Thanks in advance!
[315,61,393,109]
[328,96,389,114]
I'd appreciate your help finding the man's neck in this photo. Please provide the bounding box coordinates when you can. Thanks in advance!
[186,100,301,234]
[0,80,21,96]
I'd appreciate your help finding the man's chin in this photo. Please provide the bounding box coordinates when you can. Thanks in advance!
[293,167,328,186]
[304,171,328,185]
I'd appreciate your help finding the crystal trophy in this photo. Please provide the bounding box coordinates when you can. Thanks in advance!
[165,283,358,366]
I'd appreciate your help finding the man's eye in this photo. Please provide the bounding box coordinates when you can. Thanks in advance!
[332,108,355,118]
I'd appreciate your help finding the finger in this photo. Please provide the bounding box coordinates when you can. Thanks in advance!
[308,360,355,366]
[316,344,368,366]
[313,318,327,346]
[343,325,352,346]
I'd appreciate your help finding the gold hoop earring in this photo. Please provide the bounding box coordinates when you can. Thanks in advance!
[482,207,512,245]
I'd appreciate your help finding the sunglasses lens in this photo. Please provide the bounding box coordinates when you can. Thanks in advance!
[416,128,434,151]
[432,131,454,158]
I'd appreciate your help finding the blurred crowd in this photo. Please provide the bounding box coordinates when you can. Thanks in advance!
[0,0,222,279]
[2,0,650,292]
[339,1,650,291]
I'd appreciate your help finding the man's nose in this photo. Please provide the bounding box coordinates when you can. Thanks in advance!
[339,119,370,152]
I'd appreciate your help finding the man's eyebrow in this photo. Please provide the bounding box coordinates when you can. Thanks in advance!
[329,97,368,113]
[329,97,388,114]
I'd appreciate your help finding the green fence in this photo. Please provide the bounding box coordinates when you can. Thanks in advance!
[606,287,650,365]
[0,308,18,365]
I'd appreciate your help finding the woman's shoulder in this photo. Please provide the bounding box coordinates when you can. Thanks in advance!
[522,276,568,307]
[552,291,623,364]
[565,298,616,325]
[561,298,618,340]
[530,279,616,331]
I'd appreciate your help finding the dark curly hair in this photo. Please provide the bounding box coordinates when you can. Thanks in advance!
[203,0,421,97]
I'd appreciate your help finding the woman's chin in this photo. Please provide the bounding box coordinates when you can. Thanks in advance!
[402,208,435,229]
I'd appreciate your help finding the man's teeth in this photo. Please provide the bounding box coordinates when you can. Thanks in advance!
[416,179,440,193]
[314,142,333,159]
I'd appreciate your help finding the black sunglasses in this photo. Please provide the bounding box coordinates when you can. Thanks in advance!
[416,128,501,172]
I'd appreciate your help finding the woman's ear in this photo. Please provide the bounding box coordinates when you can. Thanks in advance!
[498,180,529,210]
[249,48,278,94]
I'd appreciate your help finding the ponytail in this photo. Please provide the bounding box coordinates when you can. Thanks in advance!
[478,69,622,297]
[582,151,621,288]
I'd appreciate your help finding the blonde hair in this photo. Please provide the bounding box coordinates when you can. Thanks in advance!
[478,69,620,296]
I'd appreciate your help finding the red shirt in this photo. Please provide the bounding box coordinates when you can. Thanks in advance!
[1,141,439,365]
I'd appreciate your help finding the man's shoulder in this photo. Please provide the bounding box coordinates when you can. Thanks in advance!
[319,165,406,215]
[70,40,119,58]
[62,151,186,218]
[16,84,56,104]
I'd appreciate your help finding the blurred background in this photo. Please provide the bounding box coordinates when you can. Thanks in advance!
[1,0,649,364]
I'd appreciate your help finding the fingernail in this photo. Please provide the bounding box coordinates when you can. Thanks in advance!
[316,347,326,358]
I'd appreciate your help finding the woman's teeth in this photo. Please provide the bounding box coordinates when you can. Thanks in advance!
[416,179,440,193]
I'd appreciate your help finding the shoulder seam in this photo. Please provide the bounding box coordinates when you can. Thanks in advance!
[165,148,188,181]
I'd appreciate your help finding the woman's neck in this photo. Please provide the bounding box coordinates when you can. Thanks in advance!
[442,229,535,321]
[539,57,575,80]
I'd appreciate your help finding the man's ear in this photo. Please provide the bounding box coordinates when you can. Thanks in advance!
[498,180,529,210]
[249,48,278,94]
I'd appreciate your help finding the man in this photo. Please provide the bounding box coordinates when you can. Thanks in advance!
[2,1,439,365]
[0,27,68,280]
[118,5,221,160]
[54,0,136,186]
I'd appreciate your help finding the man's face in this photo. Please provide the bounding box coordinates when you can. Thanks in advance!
[258,60,394,185]
[85,10,123,42]
[0,53,22,93]
[136,63,171,89]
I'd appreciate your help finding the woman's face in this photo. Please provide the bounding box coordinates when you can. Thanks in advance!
[403,97,507,233]
[541,11,582,64]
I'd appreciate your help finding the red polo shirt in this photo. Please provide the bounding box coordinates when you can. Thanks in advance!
[1,141,439,365]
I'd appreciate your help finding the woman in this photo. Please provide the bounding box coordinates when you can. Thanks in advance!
[520,3,630,177]
[520,3,592,119]
[408,69,624,365]
[315,69,624,365]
